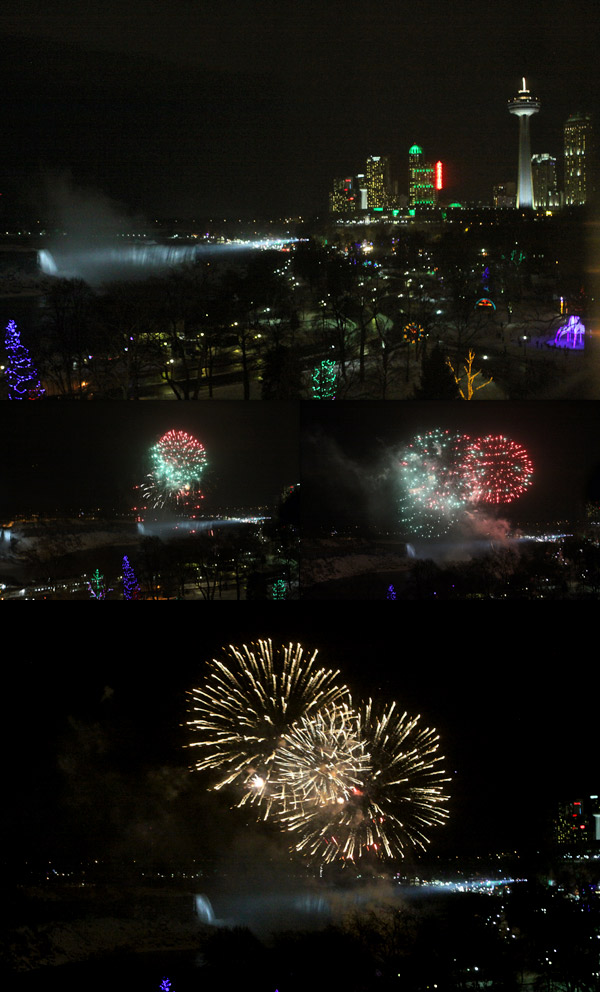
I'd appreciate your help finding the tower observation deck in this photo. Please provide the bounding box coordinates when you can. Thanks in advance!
[508,78,541,208]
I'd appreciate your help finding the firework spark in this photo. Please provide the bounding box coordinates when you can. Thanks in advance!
[144,429,207,508]
[270,702,369,808]
[398,429,471,537]
[462,435,533,505]
[398,429,533,536]
[187,640,351,813]
[279,699,449,863]
[188,644,449,863]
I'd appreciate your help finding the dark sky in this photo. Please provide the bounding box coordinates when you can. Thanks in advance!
[0,401,299,512]
[12,612,599,869]
[1,0,597,218]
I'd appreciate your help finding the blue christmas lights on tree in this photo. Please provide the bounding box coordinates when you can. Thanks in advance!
[5,320,45,399]
[122,556,140,600]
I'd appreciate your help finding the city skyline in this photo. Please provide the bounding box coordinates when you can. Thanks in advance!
[329,84,594,214]
[1,1,597,218]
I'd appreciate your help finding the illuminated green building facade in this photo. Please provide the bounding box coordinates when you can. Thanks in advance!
[409,144,436,208]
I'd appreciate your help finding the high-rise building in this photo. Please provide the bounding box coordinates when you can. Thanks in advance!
[564,112,594,206]
[531,154,560,209]
[555,796,600,847]
[408,145,436,208]
[508,78,540,208]
[355,174,368,211]
[365,156,391,210]
[329,177,357,214]
[493,182,517,208]
[591,795,600,843]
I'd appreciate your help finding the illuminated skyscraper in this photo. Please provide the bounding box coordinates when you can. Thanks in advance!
[408,145,436,208]
[592,795,600,843]
[555,796,600,847]
[564,112,594,205]
[508,78,540,208]
[355,174,368,210]
[365,156,391,209]
[329,177,357,214]
[531,154,559,209]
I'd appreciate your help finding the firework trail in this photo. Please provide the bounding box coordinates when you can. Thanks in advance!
[270,702,369,807]
[398,429,533,537]
[187,640,351,814]
[398,429,471,537]
[278,699,449,863]
[188,646,449,862]
[144,429,207,508]
[462,435,533,505]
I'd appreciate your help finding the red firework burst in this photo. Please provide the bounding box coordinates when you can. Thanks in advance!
[462,435,533,505]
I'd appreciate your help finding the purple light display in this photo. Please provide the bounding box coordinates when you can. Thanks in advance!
[553,315,585,350]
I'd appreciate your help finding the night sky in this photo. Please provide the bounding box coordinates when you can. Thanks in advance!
[4,401,599,522]
[0,401,299,512]
[3,400,600,522]
[2,0,597,219]
[13,614,599,870]
[301,401,600,530]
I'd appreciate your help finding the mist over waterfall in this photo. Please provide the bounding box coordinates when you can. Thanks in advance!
[38,239,294,285]
[36,173,295,285]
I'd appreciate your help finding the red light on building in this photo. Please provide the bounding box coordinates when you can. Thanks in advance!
[435,161,443,190]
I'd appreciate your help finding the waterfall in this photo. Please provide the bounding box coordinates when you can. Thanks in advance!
[37,239,297,284]
[194,894,216,924]
[37,249,59,276]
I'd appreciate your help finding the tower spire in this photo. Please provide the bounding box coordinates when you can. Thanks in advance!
[508,78,540,208]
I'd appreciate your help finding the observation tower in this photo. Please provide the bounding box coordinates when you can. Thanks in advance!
[508,78,540,208]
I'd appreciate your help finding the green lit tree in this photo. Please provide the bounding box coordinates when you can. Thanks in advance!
[88,567,111,600]
[311,358,337,399]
